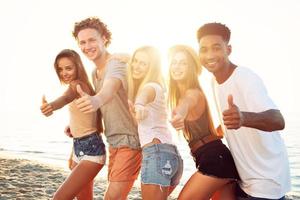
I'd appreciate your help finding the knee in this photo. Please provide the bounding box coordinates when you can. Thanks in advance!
[178,191,210,200]
[52,192,63,200]
[52,191,72,200]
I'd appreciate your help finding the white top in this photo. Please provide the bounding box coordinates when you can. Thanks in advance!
[137,82,174,147]
[215,67,291,198]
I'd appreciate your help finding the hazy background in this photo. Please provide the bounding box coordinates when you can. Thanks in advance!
[0,0,299,196]
[0,0,299,135]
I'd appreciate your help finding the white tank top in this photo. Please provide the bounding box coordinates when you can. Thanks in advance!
[137,82,174,147]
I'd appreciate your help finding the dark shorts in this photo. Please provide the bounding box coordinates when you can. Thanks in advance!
[73,132,106,158]
[191,139,240,180]
[236,184,286,200]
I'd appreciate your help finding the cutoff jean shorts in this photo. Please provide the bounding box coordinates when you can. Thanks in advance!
[72,132,106,164]
[141,143,183,187]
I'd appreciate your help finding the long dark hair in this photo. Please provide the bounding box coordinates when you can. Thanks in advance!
[54,49,94,95]
[54,49,103,133]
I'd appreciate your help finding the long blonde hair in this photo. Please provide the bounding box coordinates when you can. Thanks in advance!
[127,46,165,102]
[168,45,218,140]
[168,45,202,109]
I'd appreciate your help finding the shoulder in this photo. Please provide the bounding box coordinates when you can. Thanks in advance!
[70,79,86,87]
[143,82,162,92]
[235,66,261,81]
[235,67,265,89]
[109,53,131,64]
[185,88,205,102]
[69,80,91,94]
[105,58,127,79]
[106,57,127,69]
[185,88,203,96]
[140,83,157,96]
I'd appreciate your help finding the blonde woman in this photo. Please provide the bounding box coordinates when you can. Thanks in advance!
[127,46,183,200]
[168,45,239,200]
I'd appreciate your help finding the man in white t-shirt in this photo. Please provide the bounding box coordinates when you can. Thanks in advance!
[196,22,291,200]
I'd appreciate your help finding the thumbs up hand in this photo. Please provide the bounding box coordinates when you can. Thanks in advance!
[222,95,244,129]
[42,95,47,104]
[170,110,185,131]
[75,85,99,113]
[40,95,53,117]
[134,104,148,123]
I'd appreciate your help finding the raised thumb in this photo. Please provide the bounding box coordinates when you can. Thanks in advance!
[76,84,86,97]
[228,94,234,108]
[42,95,48,104]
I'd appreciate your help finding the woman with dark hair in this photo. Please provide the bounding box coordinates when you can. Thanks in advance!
[40,49,105,200]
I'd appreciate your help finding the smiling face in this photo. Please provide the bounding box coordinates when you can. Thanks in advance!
[77,28,107,62]
[169,51,189,81]
[56,57,77,84]
[198,35,231,74]
[131,51,150,80]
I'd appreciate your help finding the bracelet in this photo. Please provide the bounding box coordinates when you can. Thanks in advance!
[134,102,145,107]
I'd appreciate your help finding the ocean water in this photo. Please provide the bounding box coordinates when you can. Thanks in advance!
[0,112,299,199]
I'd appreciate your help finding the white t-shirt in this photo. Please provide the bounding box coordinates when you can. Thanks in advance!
[215,67,291,198]
[137,82,173,147]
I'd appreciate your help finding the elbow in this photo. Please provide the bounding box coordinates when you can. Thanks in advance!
[264,109,285,131]
[273,111,285,131]
[276,117,285,130]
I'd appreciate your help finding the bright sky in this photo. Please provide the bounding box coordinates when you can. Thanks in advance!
[0,0,300,134]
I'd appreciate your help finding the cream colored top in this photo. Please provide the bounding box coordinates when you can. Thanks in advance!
[49,80,99,138]
[69,101,97,138]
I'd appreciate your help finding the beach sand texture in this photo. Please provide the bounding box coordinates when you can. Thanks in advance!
[0,156,177,200]
[1,155,296,200]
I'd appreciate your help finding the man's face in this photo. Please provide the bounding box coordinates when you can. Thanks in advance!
[77,28,106,62]
[198,35,231,74]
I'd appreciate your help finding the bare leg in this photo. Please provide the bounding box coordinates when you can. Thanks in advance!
[168,185,177,196]
[104,181,135,200]
[53,160,103,200]
[178,172,232,200]
[218,182,236,200]
[76,180,94,200]
[141,184,169,200]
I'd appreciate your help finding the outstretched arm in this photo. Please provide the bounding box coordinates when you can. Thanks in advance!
[134,85,156,122]
[170,89,205,130]
[40,87,76,117]
[223,95,285,131]
[75,78,121,113]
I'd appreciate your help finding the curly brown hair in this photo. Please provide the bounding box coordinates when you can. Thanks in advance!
[72,17,112,47]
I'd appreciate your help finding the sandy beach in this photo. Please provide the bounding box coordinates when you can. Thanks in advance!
[0,153,297,200]
[0,154,178,200]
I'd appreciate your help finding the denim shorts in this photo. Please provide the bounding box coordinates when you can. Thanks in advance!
[141,143,183,187]
[72,132,106,164]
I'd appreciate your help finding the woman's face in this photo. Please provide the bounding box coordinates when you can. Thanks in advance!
[131,51,150,80]
[57,57,77,84]
[170,51,189,81]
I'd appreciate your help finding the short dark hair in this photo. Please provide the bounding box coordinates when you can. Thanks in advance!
[72,17,112,47]
[197,22,231,43]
